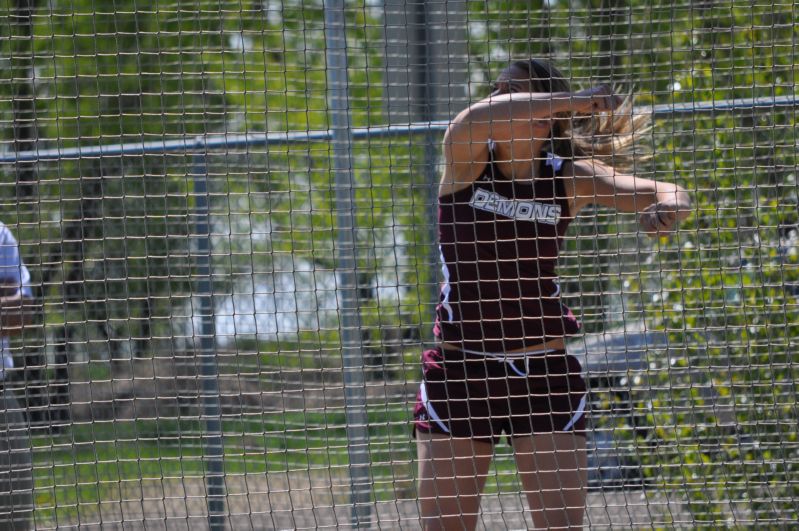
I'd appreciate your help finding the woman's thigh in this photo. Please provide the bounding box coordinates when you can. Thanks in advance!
[512,433,587,530]
[416,432,494,531]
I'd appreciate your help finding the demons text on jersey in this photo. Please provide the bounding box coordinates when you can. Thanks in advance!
[469,188,561,225]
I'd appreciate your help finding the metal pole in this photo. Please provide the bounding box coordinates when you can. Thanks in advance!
[422,133,439,330]
[323,1,372,527]
[420,7,441,332]
[193,152,226,530]
[4,95,799,164]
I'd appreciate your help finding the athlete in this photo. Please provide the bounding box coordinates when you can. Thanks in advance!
[0,220,34,527]
[414,59,692,530]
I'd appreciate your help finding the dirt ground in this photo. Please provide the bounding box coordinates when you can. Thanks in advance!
[31,471,692,530]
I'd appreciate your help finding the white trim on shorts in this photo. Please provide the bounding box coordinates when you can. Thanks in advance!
[419,381,450,434]
[562,394,588,432]
[460,346,557,359]
[460,346,559,377]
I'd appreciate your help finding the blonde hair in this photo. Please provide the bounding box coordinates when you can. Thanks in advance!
[492,59,651,171]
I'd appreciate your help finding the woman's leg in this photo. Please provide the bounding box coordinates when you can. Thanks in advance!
[416,431,494,531]
[511,433,587,530]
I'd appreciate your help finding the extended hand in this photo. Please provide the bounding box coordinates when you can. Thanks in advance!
[638,202,683,237]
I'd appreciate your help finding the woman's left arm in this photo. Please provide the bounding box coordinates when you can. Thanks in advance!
[564,159,693,236]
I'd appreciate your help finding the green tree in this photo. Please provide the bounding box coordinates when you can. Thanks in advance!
[1,1,432,372]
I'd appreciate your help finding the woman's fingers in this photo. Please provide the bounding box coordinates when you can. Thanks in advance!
[639,203,680,237]
[587,84,621,113]
[638,211,657,235]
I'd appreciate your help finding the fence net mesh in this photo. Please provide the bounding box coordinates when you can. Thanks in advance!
[1,0,798,529]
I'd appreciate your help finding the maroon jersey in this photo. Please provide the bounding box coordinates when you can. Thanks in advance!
[434,148,581,352]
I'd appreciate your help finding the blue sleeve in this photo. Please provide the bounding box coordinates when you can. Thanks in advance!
[0,225,32,298]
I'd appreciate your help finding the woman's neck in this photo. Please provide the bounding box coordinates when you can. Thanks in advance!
[493,139,548,180]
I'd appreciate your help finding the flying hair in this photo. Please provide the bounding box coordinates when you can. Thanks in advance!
[492,59,652,171]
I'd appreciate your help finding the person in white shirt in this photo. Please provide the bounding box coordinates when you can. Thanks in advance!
[0,221,33,374]
[0,221,34,527]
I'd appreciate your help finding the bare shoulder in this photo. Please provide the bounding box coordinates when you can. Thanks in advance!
[439,108,492,197]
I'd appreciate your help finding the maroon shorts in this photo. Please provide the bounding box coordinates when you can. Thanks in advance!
[413,347,587,443]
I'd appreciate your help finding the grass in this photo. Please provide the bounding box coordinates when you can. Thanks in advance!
[29,403,425,524]
[30,340,525,524]
[30,403,524,525]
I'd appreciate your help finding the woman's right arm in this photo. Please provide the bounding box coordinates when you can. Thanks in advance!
[439,86,621,196]
[565,159,692,236]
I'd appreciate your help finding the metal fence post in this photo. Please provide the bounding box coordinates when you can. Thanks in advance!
[193,151,227,530]
[323,1,372,527]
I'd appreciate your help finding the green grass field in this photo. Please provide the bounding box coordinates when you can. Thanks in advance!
[30,404,524,525]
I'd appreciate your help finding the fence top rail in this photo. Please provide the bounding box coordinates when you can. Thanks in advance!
[0,95,796,164]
